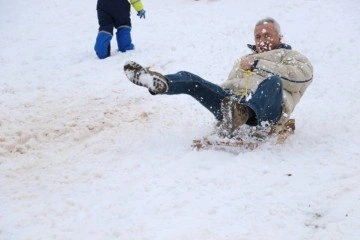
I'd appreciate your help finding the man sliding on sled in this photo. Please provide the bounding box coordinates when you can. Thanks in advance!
[124,17,313,139]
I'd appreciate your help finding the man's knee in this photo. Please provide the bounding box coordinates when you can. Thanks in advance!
[266,75,282,89]
[176,71,197,80]
[116,26,134,52]
[177,71,191,75]
[94,31,112,59]
[255,75,283,96]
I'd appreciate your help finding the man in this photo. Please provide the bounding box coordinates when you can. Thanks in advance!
[124,18,313,137]
[94,0,146,59]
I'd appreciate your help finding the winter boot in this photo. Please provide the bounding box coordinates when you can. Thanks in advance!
[94,31,112,59]
[221,96,250,133]
[124,61,169,94]
[116,27,135,52]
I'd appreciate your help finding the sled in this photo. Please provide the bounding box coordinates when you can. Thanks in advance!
[192,119,295,152]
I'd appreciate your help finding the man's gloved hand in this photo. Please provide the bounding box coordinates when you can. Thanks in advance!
[137,10,146,19]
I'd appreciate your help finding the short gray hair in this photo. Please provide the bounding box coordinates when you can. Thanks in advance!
[255,17,282,36]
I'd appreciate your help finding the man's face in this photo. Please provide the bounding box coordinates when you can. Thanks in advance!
[254,22,281,53]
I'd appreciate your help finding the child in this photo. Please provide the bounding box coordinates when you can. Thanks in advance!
[94,0,146,59]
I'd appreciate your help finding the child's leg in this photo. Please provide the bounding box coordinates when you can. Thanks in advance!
[94,8,114,59]
[94,31,112,59]
[108,0,134,52]
[116,26,134,52]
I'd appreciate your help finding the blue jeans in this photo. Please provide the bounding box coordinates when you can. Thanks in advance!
[164,71,283,126]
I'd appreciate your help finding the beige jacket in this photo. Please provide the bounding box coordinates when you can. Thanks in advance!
[222,44,313,124]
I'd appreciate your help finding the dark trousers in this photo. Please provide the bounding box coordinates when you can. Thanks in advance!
[97,0,131,34]
[164,71,283,126]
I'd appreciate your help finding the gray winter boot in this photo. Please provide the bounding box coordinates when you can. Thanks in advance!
[124,61,169,94]
[220,96,250,133]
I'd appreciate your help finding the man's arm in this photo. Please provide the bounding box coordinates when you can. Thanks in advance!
[252,50,313,82]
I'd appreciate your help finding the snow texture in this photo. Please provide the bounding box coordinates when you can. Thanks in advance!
[1,0,360,239]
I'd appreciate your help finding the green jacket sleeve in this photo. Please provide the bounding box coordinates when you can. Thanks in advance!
[130,0,144,12]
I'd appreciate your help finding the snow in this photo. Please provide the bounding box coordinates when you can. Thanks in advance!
[1,0,360,239]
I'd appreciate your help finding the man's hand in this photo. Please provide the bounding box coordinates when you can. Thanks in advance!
[240,56,255,70]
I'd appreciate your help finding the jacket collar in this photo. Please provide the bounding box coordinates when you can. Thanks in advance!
[247,43,292,53]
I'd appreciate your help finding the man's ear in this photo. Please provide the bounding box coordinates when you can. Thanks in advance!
[279,34,283,42]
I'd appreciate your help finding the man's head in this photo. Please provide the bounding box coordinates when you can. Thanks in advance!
[254,18,282,53]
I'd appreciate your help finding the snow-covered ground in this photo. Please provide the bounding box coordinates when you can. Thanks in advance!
[1,0,360,239]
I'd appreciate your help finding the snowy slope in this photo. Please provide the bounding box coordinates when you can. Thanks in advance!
[1,0,360,239]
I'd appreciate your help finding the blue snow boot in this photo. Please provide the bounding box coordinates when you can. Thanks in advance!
[116,27,135,52]
[94,31,112,59]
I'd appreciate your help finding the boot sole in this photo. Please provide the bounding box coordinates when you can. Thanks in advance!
[124,61,168,93]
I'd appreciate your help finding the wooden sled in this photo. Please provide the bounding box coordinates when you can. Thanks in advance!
[192,119,295,152]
